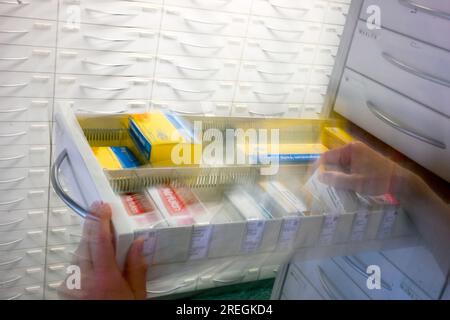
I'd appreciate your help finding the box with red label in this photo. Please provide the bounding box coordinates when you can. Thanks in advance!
[120,192,168,229]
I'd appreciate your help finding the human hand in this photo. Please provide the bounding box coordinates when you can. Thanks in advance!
[58,202,148,300]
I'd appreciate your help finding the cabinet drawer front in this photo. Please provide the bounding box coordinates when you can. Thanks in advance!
[0,167,49,191]
[0,98,52,122]
[55,75,151,100]
[158,31,244,60]
[235,83,306,104]
[243,39,316,64]
[0,122,50,146]
[0,247,45,271]
[165,0,252,14]
[46,244,78,264]
[0,72,53,98]
[230,103,300,118]
[0,229,46,251]
[0,284,43,300]
[348,21,450,117]
[0,266,44,289]
[0,45,55,73]
[252,0,328,23]
[238,61,312,84]
[56,99,148,116]
[59,0,162,29]
[49,207,83,227]
[150,100,230,117]
[47,225,84,246]
[0,17,56,47]
[361,0,450,51]
[335,68,450,181]
[56,49,155,77]
[0,189,49,211]
[58,23,157,54]
[0,0,57,20]
[0,208,47,232]
[0,145,50,168]
[155,55,239,81]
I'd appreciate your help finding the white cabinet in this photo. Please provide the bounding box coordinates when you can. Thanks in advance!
[0,17,57,47]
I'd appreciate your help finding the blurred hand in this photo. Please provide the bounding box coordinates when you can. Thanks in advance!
[58,202,148,300]
[317,141,405,196]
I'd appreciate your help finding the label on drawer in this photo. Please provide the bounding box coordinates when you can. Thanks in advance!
[278,216,301,250]
[242,220,265,254]
[377,207,397,239]
[350,210,370,242]
[319,214,339,245]
[188,225,213,261]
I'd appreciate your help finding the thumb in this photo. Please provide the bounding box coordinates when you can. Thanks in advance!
[124,238,148,300]
[318,170,364,192]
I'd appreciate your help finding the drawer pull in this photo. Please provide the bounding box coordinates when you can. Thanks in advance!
[0,107,27,113]
[0,197,25,206]
[76,108,128,114]
[248,110,286,117]
[317,266,345,300]
[0,256,23,266]
[257,69,294,76]
[398,0,450,20]
[213,274,246,284]
[82,59,132,68]
[0,238,24,247]
[85,7,138,16]
[382,52,450,88]
[366,101,446,149]
[0,0,30,4]
[268,1,309,13]
[0,82,28,88]
[261,22,304,35]
[184,17,228,27]
[0,275,22,286]
[80,84,129,92]
[171,109,205,116]
[0,29,29,34]
[0,176,26,184]
[253,90,289,96]
[258,45,299,55]
[0,154,25,161]
[342,256,392,291]
[0,217,25,227]
[160,58,220,73]
[146,282,189,294]
[5,293,23,300]
[0,131,27,138]
[160,82,215,95]
[179,40,224,50]
[0,56,28,61]
[51,149,98,221]
[84,34,133,42]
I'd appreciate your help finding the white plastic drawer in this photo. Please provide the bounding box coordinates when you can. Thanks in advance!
[47,225,84,246]
[310,66,333,86]
[315,45,338,66]
[0,98,52,122]
[0,145,50,168]
[361,0,450,51]
[55,74,151,100]
[0,167,49,191]
[238,61,311,84]
[158,31,244,60]
[165,0,252,14]
[280,264,324,299]
[49,207,83,227]
[0,229,46,251]
[0,208,47,232]
[0,17,56,47]
[58,23,157,53]
[234,83,306,104]
[0,45,55,73]
[155,55,239,81]
[231,103,301,118]
[0,266,44,289]
[243,39,317,64]
[252,0,328,23]
[335,68,450,182]
[59,0,162,29]
[0,0,57,20]
[45,262,71,283]
[0,247,45,271]
[0,284,43,300]
[0,189,49,211]
[324,2,350,25]
[46,244,78,264]
[153,79,234,102]
[56,99,148,116]
[150,100,231,117]
[304,86,328,104]
[162,6,248,37]
[301,104,323,118]
[56,49,154,77]
[348,21,450,117]
[0,122,50,146]
[0,72,53,98]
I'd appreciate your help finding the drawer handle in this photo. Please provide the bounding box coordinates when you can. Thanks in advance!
[0,154,25,161]
[50,149,98,221]
[213,273,246,284]
[184,17,228,27]
[0,107,27,113]
[261,22,304,35]
[398,0,450,20]
[0,176,26,184]
[82,59,133,68]
[171,109,204,115]
[5,293,23,300]
[0,131,27,138]
[366,100,446,149]
[0,197,25,206]
[0,82,28,88]
[253,90,289,97]
[0,275,22,286]
[76,108,128,114]
[248,110,286,117]
[0,256,23,266]
[256,69,295,76]
[84,34,133,42]
[0,29,29,34]
[258,45,299,55]
[161,82,215,95]
[342,256,392,291]
[268,1,309,13]
[0,238,24,247]
[179,40,224,50]
[80,84,129,92]
[382,52,450,88]
[85,7,138,16]
[0,0,29,4]
[317,266,345,300]
[0,217,25,227]
[146,282,189,294]
[0,56,29,61]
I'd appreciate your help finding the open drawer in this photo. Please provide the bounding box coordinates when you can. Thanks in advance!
[52,102,419,294]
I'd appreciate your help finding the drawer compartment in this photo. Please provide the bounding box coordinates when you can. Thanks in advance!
[0,266,44,289]
[335,68,450,182]
[0,229,46,251]
[0,284,43,300]
[0,0,57,20]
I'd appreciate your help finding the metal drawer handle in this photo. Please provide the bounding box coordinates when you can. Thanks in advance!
[179,40,224,50]
[0,197,25,206]
[0,107,27,113]
[0,217,25,227]
[0,29,29,34]
[80,84,129,91]
[76,108,128,114]
[0,131,27,138]
[382,52,450,88]
[0,176,26,184]
[147,282,189,294]
[85,7,138,16]
[398,0,450,20]
[317,266,345,300]
[82,59,132,68]
[0,154,25,161]
[184,17,228,26]
[253,90,289,96]
[0,256,24,266]
[0,56,29,61]
[50,149,98,221]
[268,1,309,12]
[0,82,28,88]
[257,69,295,76]
[0,275,22,286]
[343,256,392,291]
[0,238,24,247]
[366,101,446,149]
[5,293,23,300]
[248,110,286,117]
[84,34,133,42]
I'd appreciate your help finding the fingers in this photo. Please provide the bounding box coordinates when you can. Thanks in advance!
[318,170,364,192]
[124,238,148,300]
[320,142,358,168]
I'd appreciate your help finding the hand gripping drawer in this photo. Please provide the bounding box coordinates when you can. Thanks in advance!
[0,45,55,73]
[0,0,57,20]
[348,20,450,117]
[0,247,45,271]
[0,208,47,232]
[0,17,57,47]
[361,0,450,51]
[0,98,52,122]
[0,72,53,98]
[0,266,44,289]
[0,145,50,169]
[0,167,49,191]
[0,229,46,251]
[0,122,50,146]
[335,68,450,182]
